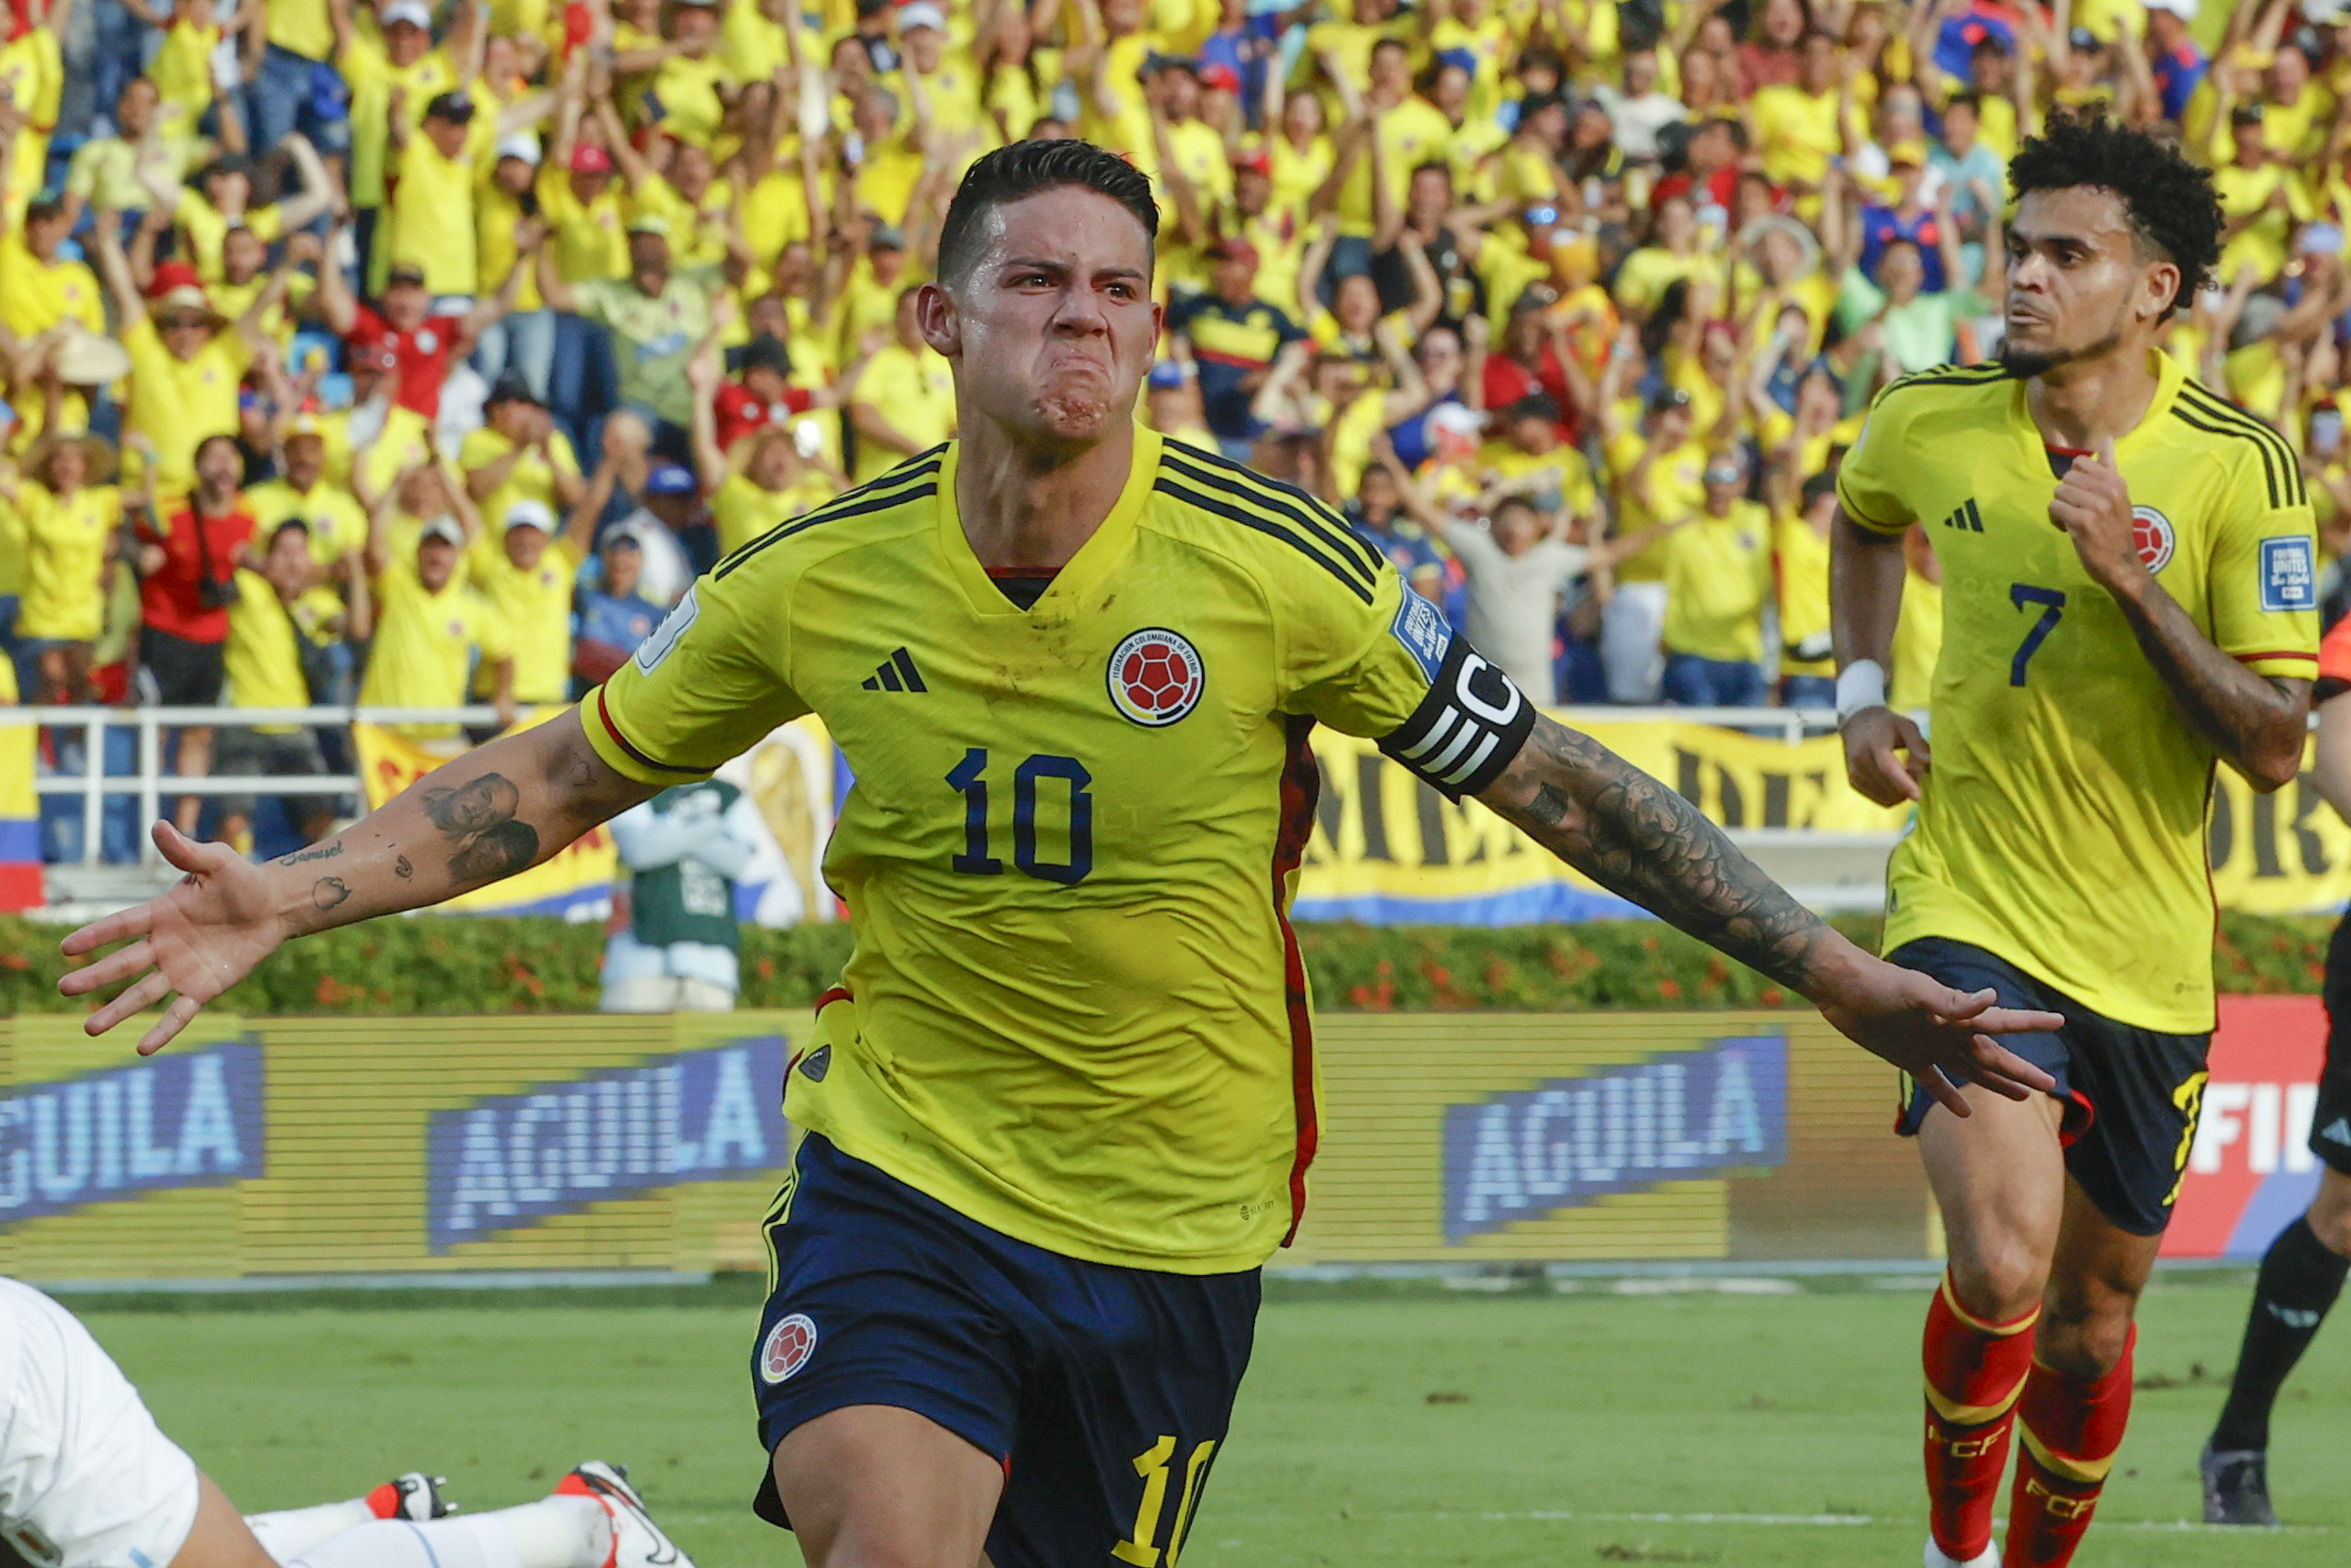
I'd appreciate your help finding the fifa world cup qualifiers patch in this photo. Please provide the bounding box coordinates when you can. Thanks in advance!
[1389,588,1452,679]
[1380,632,1538,800]
[2261,537,2317,613]
[634,584,701,673]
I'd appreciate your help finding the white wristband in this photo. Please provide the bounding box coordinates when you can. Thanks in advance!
[1834,659,1888,729]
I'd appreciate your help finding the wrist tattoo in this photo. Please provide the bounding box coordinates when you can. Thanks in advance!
[312,876,351,911]
[277,841,343,865]
[394,853,413,880]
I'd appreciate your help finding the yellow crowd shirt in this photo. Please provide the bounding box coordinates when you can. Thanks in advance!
[712,469,837,556]
[246,476,369,634]
[1604,430,1707,582]
[585,430,1537,1271]
[177,192,287,286]
[852,345,956,483]
[223,569,311,730]
[1661,502,1773,663]
[388,120,493,296]
[1749,83,1849,188]
[361,560,512,734]
[16,484,120,642]
[476,179,545,308]
[0,235,104,341]
[539,167,630,285]
[1837,356,2320,1031]
[470,538,581,705]
[458,425,581,538]
[1333,98,1452,240]
[1774,510,1834,677]
[122,319,252,492]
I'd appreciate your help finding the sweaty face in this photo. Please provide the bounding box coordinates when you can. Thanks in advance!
[925,186,1159,454]
[2000,187,2175,377]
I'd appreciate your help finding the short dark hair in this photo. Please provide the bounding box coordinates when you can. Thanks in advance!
[2008,110,2222,320]
[935,140,1159,289]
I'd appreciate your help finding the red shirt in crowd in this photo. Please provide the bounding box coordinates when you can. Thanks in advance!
[346,303,467,419]
[139,504,256,643]
[712,380,816,453]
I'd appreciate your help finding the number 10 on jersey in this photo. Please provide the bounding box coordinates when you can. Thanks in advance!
[947,748,1095,884]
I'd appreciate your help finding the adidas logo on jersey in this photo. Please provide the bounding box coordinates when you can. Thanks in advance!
[861,648,928,693]
[2320,1117,2351,1146]
[1940,497,1984,533]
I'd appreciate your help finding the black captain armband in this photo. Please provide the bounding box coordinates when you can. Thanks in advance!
[1378,632,1539,800]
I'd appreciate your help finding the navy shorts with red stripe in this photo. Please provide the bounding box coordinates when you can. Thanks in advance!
[749,1132,1259,1568]
[1888,936,2211,1235]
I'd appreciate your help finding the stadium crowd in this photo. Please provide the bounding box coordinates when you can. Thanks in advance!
[0,0,2338,857]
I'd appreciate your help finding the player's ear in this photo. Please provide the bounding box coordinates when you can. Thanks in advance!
[2141,260,2181,325]
[916,281,960,357]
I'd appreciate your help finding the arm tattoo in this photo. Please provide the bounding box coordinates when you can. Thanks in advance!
[448,820,540,883]
[312,876,352,911]
[276,841,343,865]
[1488,717,1833,992]
[422,770,541,884]
[2113,578,2308,787]
[394,853,414,880]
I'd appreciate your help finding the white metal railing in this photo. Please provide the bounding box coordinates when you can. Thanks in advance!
[2,704,523,866]
[1,702,1844,868]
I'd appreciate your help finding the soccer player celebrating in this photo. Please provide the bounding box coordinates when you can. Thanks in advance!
[1830,113,2320,1568]
[2201,611,2351,1527]
[66,141,2059,1568]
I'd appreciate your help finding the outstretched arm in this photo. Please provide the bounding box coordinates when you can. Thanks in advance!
[1474,715,2059,1111]
[61,711,658,1053]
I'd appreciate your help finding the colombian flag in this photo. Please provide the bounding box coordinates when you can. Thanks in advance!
[0,656,40,911]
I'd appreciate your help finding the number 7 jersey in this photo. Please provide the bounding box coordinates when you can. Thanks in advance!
[583,428,1535,1271]
[1837,352,2319,1034]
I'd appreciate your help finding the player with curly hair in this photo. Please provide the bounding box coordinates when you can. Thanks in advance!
[1829,110,2321,1568]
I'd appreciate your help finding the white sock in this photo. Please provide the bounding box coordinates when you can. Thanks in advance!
[247,1500,376,1563]
[285,1500,611,1568]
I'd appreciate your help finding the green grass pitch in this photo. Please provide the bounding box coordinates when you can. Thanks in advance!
[88,1271,2350,1567]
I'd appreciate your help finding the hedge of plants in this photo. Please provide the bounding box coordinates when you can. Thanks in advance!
[0,911,2331,1017]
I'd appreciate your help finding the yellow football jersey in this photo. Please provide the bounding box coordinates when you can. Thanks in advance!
[587,429,1535,1271]
[1838,355,2320,1033]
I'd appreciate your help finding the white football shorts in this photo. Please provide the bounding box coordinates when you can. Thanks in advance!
[0,1278,201,1568]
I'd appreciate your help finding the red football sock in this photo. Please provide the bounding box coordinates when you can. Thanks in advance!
[1922,1271,2040,1563]
[2005,1328,2136,1568]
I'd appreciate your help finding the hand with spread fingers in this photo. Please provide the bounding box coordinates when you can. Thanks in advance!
[1813,957,2061,1117]
[57,821,294,1056]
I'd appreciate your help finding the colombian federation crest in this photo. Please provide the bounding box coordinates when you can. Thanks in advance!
[759,1312,818,1383]
[1107,628,1205,727]
[2130,506,2175,573]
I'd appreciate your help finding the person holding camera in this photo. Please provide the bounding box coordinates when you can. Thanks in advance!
[133,433,255,836]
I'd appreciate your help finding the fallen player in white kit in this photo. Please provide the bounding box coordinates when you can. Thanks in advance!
[0,1278,694,1568]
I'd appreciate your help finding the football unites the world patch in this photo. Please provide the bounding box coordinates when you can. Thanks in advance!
[2261,536,2317,613]
[759,1312,819,1384]
[2129,506,2174,573]
[1106,628,1206,727]
[1389,588,1452,680]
